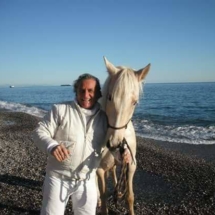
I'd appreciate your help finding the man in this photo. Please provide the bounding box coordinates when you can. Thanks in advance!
[33,74,107,215]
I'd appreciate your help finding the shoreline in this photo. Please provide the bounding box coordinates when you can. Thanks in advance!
[0,111,215,214]
[137,136,215,164]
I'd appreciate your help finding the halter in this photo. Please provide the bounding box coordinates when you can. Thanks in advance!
[106,118,131,152]
[107,118,131,130]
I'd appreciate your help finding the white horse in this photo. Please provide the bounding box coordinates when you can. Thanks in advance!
[97,57,150,215]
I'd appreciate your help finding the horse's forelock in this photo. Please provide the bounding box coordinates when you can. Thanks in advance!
[112,68,141,100]
[100,67,143,109]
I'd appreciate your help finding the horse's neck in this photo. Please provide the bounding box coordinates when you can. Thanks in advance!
[125,121,135,136]
[124,121,137,152]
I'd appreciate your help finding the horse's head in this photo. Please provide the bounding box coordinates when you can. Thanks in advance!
[101,57,150,149]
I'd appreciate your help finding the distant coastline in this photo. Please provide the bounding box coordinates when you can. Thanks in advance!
[60,84,72,87]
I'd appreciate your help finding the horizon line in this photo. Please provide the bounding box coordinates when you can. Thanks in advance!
[0,81,215,88]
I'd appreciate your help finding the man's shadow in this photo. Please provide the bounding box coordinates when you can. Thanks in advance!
[0,174,43,191]
[0,174,42,214]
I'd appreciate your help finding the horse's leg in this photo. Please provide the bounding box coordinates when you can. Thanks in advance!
[96,175,102,208]
[126,163,136,215]
[97,167,108,215]
[110,165,117,187]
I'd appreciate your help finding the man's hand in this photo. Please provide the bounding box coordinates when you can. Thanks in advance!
[51,144,70,162]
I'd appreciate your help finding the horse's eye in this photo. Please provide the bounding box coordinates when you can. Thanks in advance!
[133,101,137,106]
[108,95,112,101]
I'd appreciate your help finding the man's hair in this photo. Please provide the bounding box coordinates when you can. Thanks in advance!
[73,73,102,96]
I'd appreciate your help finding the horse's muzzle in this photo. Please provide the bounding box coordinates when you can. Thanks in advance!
[106,138,135,165]
[106,138,127,154]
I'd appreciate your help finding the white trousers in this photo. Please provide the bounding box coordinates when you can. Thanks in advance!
[41,174,98,215]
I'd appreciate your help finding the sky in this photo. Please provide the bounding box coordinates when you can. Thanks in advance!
[0,0,215,86]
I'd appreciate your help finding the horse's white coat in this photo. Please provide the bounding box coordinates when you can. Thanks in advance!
[97,57,150,215]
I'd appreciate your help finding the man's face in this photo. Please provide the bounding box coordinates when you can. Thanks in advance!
[76,78,99,109]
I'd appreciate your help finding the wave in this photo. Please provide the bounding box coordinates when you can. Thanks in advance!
[1,100,214,145]
[0,100,47,118]
[133,119,215,145]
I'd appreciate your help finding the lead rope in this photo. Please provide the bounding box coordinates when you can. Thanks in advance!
[113,138,130,206]
[114,161,128,205]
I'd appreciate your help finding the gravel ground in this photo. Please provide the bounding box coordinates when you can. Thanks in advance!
[0,112,215,215]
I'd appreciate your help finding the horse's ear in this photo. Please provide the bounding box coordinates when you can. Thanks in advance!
[135,63,151,82]
[103,56,118,75]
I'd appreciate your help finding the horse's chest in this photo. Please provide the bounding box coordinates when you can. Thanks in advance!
[100,151,115,170]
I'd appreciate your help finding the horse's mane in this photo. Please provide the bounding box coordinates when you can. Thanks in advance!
[100,67,143,110]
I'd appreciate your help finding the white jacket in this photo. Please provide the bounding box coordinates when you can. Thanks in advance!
[33,100,107,180]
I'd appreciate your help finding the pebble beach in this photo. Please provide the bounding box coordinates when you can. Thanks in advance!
[0,111,215,215]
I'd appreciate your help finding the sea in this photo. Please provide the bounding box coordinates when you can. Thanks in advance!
[0,82,215,145]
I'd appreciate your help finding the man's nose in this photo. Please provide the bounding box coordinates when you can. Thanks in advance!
[83,91,89,97]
